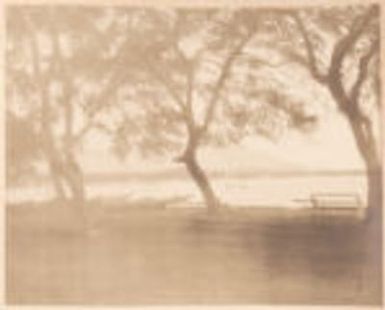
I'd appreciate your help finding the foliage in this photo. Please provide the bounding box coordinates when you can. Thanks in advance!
[97,8,318,161]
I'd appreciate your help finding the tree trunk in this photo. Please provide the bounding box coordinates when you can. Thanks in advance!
[366,167,382,223]
[59,152,87,230]
[45,148,85,205]
[328,77,382,223]
[48,158,67,201]
[182,153,221,213]
[62,153,85,204]
[41,131,68,202]
[344,116,382,223]
[364,164,382,298]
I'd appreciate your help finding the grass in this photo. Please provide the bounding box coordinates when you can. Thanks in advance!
[6,199,382,305]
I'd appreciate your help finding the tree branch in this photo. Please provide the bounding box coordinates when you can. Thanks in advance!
[72,71,129,144]
[291,12,328,84]
[327,5,378,113]
[200,31,254,137]
[329,5,378,79]
[169,24,197,132]
[185,62,197,133]
[350,38,379,105]
[143,56,188,118]
[373,54,381,109]
[49,15,76,148]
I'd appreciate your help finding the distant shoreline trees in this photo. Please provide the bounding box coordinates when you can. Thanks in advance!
[7,7,126,204]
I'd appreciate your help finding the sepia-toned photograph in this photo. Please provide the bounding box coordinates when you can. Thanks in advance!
[4,1,383,307]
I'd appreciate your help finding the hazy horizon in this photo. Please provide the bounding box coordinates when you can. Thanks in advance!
[72,110,366,175]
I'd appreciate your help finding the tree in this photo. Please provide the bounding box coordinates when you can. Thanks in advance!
[103,9,314,212]
[6,6,122,204]
[92,9,251,212]
[266,5,381,220]
[99,11,220,211]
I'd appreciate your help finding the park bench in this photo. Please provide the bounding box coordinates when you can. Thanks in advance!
[310,193,363,209]
[294,192,364,209]
[296,192,366,221]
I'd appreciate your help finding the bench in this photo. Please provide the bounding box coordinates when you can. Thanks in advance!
[310,193,363,209]
[294,193,364,209]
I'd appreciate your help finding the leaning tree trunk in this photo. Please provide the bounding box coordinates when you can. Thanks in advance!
[328,75,382,223]
[178,146,221,213]
[337,112,382,295]
[346,114,382,223]
[184,155,221,213]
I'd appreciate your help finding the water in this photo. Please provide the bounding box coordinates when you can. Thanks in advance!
[7,174,367,208]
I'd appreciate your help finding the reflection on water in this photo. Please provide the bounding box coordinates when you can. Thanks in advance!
[7,204,380,305]
[7,175,367,207]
